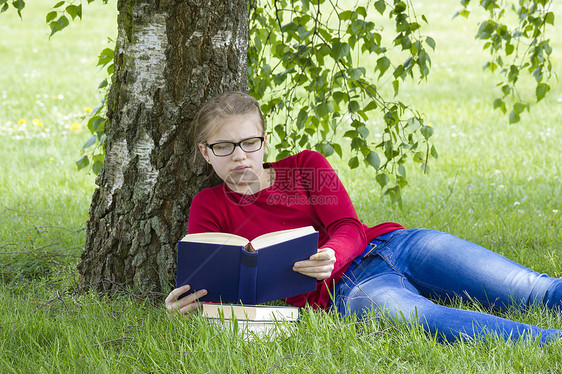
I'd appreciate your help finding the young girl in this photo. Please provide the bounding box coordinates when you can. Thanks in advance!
[165,91,562,344]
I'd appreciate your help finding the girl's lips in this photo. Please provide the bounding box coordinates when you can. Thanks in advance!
[231,165,250,173]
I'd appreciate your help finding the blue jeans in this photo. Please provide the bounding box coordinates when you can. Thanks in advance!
[332,229,562,344]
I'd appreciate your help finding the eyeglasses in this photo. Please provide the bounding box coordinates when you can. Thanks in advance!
[206,136,265,157]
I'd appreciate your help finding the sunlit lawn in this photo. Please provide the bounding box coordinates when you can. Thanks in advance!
[0,0,561,372]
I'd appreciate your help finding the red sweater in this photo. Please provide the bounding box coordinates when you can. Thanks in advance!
[188,150,403,309]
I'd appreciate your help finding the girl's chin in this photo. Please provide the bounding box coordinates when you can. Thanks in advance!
[226,182,261,195]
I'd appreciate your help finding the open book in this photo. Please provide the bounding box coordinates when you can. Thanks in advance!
[176,226,319,304]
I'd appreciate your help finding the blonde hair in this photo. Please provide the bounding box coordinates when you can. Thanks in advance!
[193,91,265,149]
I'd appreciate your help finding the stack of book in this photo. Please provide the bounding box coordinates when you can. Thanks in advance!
[176,226,319,337]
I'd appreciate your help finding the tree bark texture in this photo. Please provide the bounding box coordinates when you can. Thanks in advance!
[79,0,248,294]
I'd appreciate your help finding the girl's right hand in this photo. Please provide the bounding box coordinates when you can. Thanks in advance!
[165,284,208,316]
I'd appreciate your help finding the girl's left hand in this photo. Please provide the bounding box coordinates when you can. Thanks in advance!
[293,247,336,280]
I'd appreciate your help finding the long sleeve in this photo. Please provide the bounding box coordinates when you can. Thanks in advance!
[296,151,367,275]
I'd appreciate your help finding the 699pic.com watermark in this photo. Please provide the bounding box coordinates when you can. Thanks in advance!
[223,166,342,206]
[266,192,338,206]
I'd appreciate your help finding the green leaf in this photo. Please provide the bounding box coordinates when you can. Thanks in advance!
[65,4,80,19]
[420,125,434,140]
[343,130,356,139]
[545,11,554,26]
[393,64,405,79]
[333,143,343,158]
[536,83,550,102]
[46,10,57,23]
[492,98,505,113]
[392,79,399,96]
[393,1,406,14]
[92,160,103,175]
[348,67,365,80]
[501,84,510,96]
[357,125,369,138]
[376,56,391,77]
[321,143,335,157]
[508,110,520,124]
[92,118,104,132]
[476,21,495,40]
[82,135,97,150]
[49,15,70,37]
[297,108,308,129]
[97,48,114,66]
[316,102,334,117]
[398,164,406,178]
[339,10,353,21]
[356,6,366,17]
[365,151,380,169]
[348,156,359,169]
[513,102,526,115]
[330,40,350,61]
[430,145,439,159]
[12,0,25,10]
[347,100,359,113]
[453,9,470,18]
[53,1,65,8]
[505,43,514,56]
[76,155,89,170]
[376,173,388,188]
[374,0,385,15]
[425,36,435,50]
[364,100,377,112]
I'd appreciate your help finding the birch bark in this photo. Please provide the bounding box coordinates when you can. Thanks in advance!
[79,0,248,293]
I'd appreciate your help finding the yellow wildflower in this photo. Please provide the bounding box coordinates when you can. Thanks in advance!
[32,119,43,127]
[85,107,93,113]
[18,119,26,125]
[70,123,81,133]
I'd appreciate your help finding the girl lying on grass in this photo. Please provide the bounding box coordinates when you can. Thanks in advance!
[166,91,561,344]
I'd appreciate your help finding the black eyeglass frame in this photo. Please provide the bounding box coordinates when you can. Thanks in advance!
[205,136,265,157]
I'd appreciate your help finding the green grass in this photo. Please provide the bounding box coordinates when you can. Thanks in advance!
[1,0,562,372]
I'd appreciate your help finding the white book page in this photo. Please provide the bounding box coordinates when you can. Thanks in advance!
[251,226,316,250]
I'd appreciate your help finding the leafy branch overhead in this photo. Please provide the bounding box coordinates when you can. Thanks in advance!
[457,0,555,124]
[2,0,555,202]
[248,0,438,203]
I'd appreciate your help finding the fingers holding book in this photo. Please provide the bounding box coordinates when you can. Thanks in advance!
[165,284,208,316]
[292,247,336,280]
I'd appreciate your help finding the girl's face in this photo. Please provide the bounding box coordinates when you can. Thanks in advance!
[198,112,269,194]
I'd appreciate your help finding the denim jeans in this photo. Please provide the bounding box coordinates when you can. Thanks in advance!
[332,229,562,344]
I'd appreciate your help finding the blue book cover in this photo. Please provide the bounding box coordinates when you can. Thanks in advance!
[176,226,319,304]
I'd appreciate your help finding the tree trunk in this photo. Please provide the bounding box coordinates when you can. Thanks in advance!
[78,0,248,294]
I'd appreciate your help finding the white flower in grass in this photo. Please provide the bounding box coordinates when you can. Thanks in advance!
[514,202,520,206]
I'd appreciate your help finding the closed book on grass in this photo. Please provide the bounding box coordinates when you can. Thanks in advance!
[200,303,300,337]
[176,226,319,304]
[201,303,299,321]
